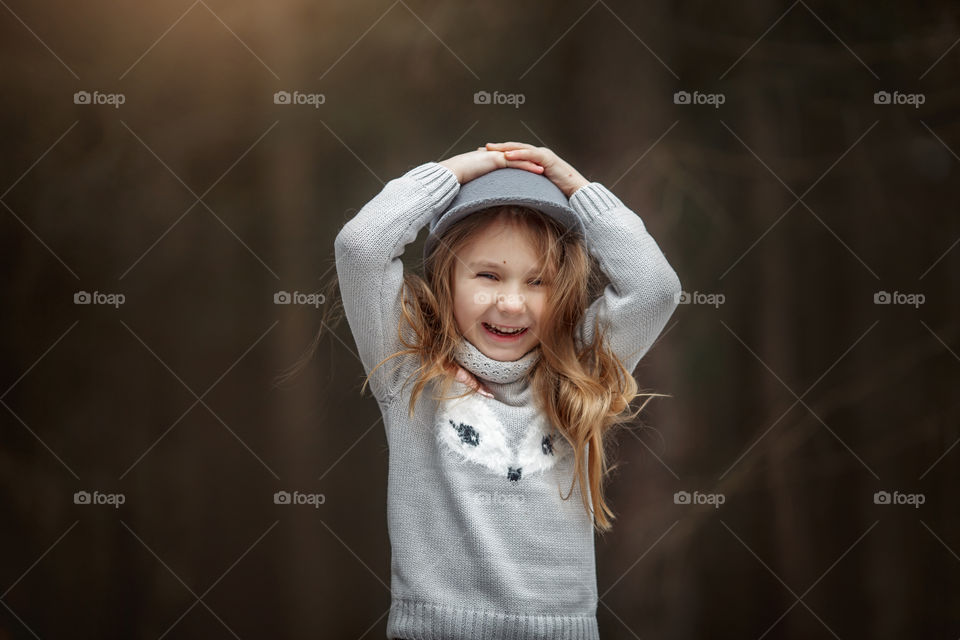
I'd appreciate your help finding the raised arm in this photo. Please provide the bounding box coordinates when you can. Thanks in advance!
[334,163,460,404]
[568,182,682,373]
[335,148,550,403]
[485,141,682,374]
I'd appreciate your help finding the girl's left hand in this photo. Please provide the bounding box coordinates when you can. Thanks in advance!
[485,142,590,198]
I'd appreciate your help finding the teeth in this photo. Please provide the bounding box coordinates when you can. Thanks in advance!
[485,322,525,335]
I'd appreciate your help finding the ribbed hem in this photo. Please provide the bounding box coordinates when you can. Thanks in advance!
[568,182,625,222]
[387,598,600,640]
[407,162,460,202]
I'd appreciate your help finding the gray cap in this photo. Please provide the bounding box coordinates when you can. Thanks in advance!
[423,167,585,270]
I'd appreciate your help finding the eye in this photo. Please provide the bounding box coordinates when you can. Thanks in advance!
[477,273,544,286]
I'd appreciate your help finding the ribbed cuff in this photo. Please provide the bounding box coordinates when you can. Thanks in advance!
[569,182,625,222]
[406,161,460,202]
[388,598,600,640]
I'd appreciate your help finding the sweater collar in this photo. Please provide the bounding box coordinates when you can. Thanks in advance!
[453,338,541,384]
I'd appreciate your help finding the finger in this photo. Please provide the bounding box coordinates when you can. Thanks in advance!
[453,367,474,387]
[486,141,535,150]
[504,149,551,168]
[505,160,544,173]
[487,142,534,151]
[455,367,485,393]
[504,149,547,167]
[470,370,493,396]
[455,366,494,397]
[503,148,538,159]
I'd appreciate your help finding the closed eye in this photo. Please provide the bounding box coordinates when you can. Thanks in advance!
[478,273,543,286]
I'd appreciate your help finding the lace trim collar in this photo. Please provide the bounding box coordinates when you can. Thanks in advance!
[453,338,541,384]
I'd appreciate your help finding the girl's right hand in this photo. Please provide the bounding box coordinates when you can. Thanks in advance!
[438,147,545,185]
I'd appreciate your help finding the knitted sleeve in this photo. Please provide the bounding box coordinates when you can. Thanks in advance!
[334,162,460,403]
[568,182,682,374]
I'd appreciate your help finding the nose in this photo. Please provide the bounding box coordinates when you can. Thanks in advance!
[494,289,526,314]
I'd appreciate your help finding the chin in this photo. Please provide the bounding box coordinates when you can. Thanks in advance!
[479,340,533,359]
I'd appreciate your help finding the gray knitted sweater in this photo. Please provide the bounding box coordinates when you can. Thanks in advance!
[334,162,681,640]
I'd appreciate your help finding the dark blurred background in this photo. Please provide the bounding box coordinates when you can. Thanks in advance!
[2,1,959,638]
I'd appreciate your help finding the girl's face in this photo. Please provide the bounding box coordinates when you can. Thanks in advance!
[451,218,546,362]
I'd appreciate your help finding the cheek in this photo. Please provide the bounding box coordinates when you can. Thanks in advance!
[452,282,476,325]
[527,292,547,321]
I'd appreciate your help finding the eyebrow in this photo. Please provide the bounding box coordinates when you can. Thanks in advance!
[469,260,542,276]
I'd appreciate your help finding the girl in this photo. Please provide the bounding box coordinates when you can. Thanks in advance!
[328,141,681,639]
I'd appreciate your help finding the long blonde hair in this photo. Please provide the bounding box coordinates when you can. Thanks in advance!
[276,204,666,533]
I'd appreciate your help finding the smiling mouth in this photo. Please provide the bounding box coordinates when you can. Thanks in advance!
[481,322,528,337]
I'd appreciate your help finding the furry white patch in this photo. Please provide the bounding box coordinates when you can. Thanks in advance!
[436,384,570,482]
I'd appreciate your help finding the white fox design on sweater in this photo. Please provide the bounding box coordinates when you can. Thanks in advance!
[436,386,571,482]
